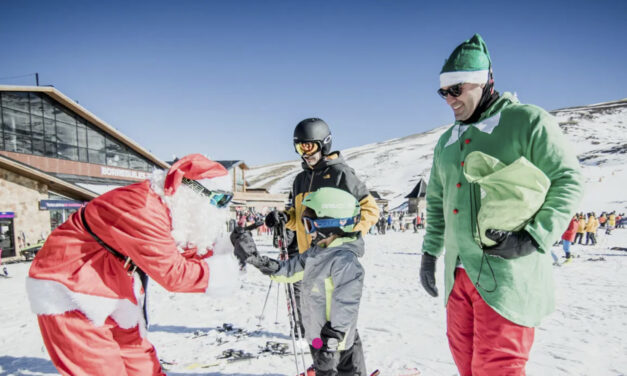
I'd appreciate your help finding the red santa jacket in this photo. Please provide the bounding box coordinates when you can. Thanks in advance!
[27,180,229,333]
[561,218,579,242]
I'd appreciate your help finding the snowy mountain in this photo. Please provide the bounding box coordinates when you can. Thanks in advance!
[247,98,627,211]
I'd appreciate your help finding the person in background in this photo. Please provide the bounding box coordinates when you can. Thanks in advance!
[561,215,579,261]
[585,213,598,246]
[419,34,583,376]
[574,214,585,245]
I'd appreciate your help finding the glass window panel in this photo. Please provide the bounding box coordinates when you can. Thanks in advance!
[29,93,43,116]
[105,137,124,153]
[88,149,106,165]
[128,154,149,171]
[32,139,45,156]
[44,141,57,157]
[4,132,32,154]
[42,97,55,119]
[106,151,129,168]
[44,118,56,137]
[77,126,87,147]
[78,147,88,162]
[2,108,31,134]
[55,106,75,125]
[58,143,78,160]
[31,115,44,137]
[1,92,30,112]
[3,132,16,152]
[87,129,105,151]
[56,121,77,146]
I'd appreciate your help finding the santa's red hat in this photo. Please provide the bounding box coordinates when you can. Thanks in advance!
[163,154,228,196]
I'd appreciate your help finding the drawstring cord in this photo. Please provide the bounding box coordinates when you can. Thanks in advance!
[470,182,498,293]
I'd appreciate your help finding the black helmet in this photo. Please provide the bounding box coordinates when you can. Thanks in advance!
[293,118,332,155]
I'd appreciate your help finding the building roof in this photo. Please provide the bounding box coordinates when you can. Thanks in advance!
[216,160,249,170]
[369,190,382,200]
[0,154,98,201]
[405,178,427,199]
[0,85,170,170]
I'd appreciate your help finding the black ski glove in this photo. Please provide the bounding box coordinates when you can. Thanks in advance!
[320,321,345,352]
[246,255,280,275]
[419,253,438,297]
[484,229,538,259]
[265,210,288,228]
[230,227,258,266]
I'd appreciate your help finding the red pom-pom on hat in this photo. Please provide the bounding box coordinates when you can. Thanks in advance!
[164,154,228,196]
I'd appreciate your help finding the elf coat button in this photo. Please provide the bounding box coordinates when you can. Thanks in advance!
[456,183,462,188]
[461,161,465,167]
[465,138,471,144]
[453,209,459,214]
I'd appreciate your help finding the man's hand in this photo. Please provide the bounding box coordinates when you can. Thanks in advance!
[420,253,438,297]
[265,210,288,228]
[246,255,280,275]
[320,322,344,352]
[484,229,538,259]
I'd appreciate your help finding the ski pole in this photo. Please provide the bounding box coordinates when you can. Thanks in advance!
[281,223,308,372]
[257,280,273,327]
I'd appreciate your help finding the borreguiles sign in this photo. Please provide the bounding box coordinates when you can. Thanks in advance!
[100,167,150,180]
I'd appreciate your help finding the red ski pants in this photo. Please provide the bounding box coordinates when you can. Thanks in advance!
[446,268,535,376]
[37,310,165,376]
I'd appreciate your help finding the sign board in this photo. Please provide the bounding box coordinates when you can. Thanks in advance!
[0,211,15,218]
[39,200,86,210]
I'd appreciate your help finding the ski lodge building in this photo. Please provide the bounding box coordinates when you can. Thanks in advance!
[0,85,285,261]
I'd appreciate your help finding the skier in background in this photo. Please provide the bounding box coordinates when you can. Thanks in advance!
[419,34,583,376]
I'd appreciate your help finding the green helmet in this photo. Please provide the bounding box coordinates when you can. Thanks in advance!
[302,187,360,235]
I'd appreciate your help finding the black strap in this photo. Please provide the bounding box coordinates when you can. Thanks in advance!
[80,207,149,324]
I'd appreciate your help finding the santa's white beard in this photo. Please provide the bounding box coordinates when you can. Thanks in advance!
[151,171,229,255]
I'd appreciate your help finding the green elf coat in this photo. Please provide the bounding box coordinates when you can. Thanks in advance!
[422,92,584,327]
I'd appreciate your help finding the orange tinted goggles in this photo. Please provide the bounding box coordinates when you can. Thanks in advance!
[295,142,320,156]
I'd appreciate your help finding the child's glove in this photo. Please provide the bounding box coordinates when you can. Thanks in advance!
[247,255,280,275]
[320,322,344,352]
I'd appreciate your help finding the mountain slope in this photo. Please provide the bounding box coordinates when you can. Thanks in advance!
[247,98,627,210]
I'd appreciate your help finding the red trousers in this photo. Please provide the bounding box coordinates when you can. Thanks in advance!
[446,268,535,376]
[37,310,165,376]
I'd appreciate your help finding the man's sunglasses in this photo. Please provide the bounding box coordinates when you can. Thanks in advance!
[302,215,360,234]
[437,83,464,99]
[181,177,234,208]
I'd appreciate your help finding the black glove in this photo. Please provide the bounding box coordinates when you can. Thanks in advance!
[230,227,258,266]
[419,253,438,297]
[320,321,345,352]
[265,210,288,228]
[484,229,538,259]
[246,255,280,275]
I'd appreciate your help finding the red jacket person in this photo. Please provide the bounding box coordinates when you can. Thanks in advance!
[26,154,238,376]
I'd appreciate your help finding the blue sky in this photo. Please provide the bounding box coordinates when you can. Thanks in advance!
[1,0,625,165]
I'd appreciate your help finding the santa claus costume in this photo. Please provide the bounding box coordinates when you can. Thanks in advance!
[26,154,239,376]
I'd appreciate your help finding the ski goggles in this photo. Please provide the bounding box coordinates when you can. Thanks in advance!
[181,177,233,208]
[294,141,320,156]
[437,83,464,99]
[302,215,360,234]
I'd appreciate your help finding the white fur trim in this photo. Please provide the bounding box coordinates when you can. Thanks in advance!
[26,277,146,336]
[440,70,489,88]
[204,254,240,297]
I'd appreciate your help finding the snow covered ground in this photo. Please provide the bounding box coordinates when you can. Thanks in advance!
[2,229,626,376]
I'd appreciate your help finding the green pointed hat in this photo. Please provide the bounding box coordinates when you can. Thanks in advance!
[440,33,491,88]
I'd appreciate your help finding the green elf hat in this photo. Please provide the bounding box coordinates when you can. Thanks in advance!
[440,33,491,88]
